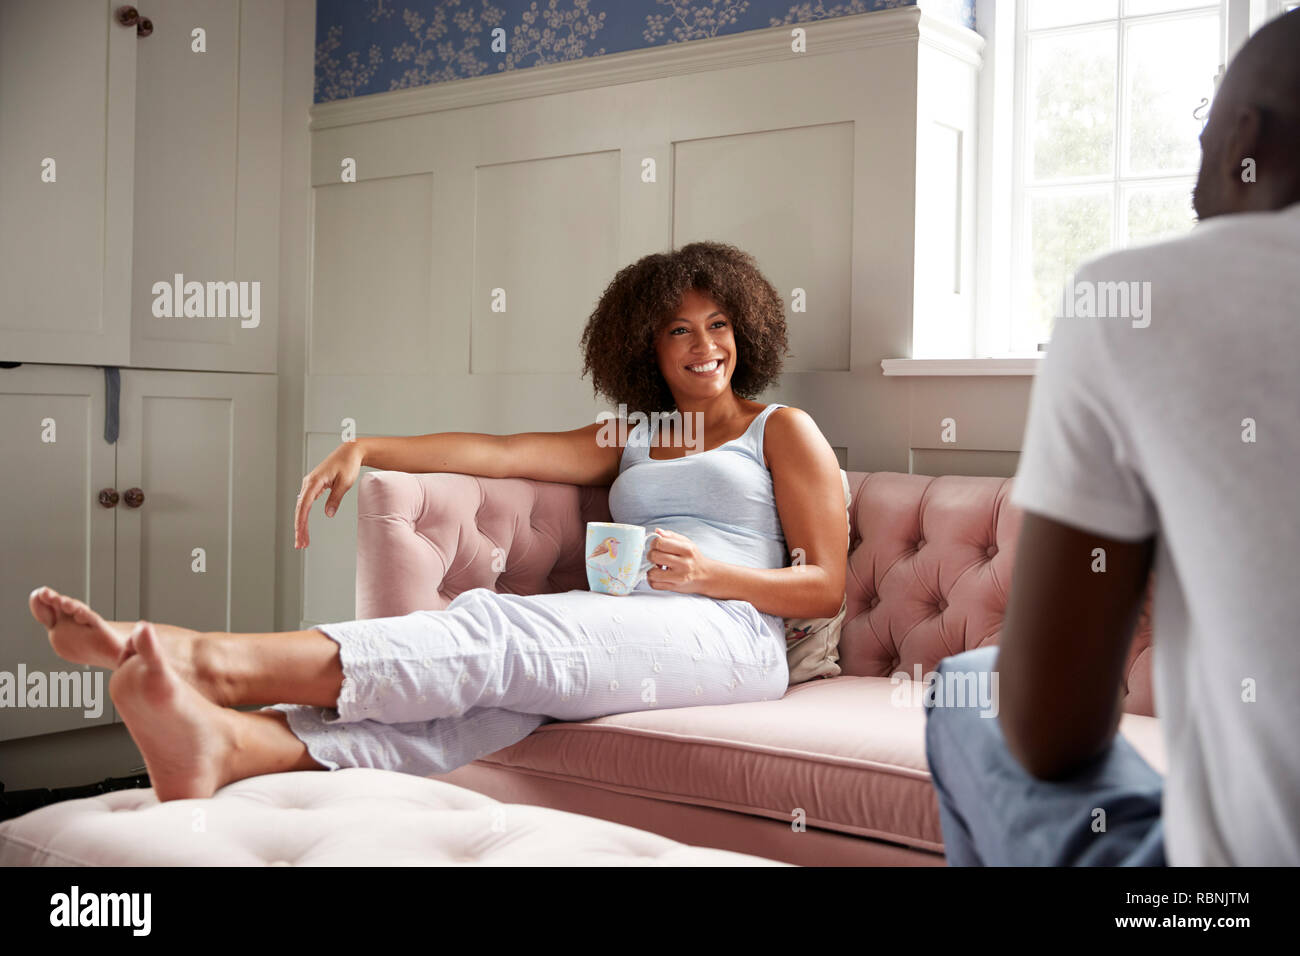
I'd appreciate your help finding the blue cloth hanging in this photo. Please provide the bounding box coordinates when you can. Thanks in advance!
[104,367,120,443]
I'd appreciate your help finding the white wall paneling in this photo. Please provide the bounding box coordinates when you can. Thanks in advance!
[913,28,981,359]
[304,8,985,617]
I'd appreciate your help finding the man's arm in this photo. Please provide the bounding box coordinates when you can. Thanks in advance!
[997,512,1154,780]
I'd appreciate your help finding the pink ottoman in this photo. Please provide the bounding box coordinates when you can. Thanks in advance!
[0,768,792,866]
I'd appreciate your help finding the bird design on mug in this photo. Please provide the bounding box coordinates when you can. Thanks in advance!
[588,536,620,562]
[587,536,635,593]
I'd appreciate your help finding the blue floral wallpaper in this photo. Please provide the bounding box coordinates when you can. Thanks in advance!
[316,0,977,103]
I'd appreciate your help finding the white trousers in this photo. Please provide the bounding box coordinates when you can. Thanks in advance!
[271,587,788,777]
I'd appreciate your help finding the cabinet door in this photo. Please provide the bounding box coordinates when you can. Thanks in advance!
[129,0,284,373]
[0,0,136,366]
[0,364,117,741]
[113,370,277,644]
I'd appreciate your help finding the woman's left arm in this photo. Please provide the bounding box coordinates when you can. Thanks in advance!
[645,408,848,619]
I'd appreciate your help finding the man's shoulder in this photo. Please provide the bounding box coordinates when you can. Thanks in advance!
[1078,204,1300,283]
[1076,223,1215,284]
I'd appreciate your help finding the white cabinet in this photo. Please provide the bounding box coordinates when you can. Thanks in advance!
[0,363,277,742]
[112,367,277,634]
[0,0,283,372]
[130,0,283,372]
[0,0,286,748]
[0,365,117,741]
[0,0,137,367]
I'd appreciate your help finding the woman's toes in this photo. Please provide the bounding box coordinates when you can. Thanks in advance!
[119,621,147,664]
[38,589,125,671]
[133,619,164,665]
[28,587,57,628]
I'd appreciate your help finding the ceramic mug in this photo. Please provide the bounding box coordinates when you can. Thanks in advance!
[585,522,662,596]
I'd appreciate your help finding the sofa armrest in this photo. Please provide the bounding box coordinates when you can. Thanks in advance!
[354,470,613,619]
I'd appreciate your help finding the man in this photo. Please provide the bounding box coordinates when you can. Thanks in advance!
[924,9,1300,866]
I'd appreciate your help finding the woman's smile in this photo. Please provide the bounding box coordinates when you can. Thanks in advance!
[686,358,725,378]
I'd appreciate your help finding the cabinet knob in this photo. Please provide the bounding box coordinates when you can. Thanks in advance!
[137,16,153,37]
[123,487,145,508]
[115,6,139,27]
[99,488,120,508]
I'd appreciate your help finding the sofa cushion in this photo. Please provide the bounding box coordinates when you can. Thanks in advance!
[782,469,851,684]
[784,595,847,683]
[476,676,1169,852]
[0,768,790,866]
[480,676,942,849]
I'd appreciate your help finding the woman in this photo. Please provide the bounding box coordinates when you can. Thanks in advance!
[28,241,847,801]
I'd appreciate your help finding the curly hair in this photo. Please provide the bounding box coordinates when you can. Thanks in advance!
[578,241,790,417]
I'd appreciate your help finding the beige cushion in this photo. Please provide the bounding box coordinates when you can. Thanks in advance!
[783,469,850,684]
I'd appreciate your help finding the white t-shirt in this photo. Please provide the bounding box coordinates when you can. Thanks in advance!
[1010,201,1300,866]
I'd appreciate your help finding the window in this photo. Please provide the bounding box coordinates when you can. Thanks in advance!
[1009,0,1222,352]
[953,0,1292,363]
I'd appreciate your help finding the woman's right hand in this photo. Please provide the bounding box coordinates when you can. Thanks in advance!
[294,441,364,549]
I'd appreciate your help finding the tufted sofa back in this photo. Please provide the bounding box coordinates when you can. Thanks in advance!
[354,469,1156,716]
[842,472,1154,716]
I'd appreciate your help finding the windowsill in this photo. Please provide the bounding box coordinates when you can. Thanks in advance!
[880,357,1042,376]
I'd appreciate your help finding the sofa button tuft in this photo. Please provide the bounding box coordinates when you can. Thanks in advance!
[986,545,998,558]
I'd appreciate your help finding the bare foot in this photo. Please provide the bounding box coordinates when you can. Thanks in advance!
[29,586,125,670]
[110,622,233,802]
[29,585,223,702]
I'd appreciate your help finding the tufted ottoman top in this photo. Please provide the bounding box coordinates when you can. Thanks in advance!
[0,769,789,867]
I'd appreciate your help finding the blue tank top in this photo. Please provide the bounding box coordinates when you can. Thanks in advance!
[608,403,789,594]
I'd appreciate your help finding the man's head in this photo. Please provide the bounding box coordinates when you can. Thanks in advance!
[1193,9,1300,220]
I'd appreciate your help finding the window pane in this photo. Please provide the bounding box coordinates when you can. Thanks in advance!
[1124,183,1196,245]
[1124,0,1217,16]
[1028,28,1117,181]
[1022,190,1113,348]
[1124,14,1219,176]
[1028,0,1118,29]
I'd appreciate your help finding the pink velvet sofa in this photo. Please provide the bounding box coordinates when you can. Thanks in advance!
[354,469,1166,866]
